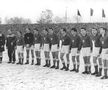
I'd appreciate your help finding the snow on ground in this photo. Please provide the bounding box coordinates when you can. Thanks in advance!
[0,48,108,90]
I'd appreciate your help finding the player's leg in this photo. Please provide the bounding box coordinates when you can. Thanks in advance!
[35,51,39,65]
[55,51,59,69]
[31,48,35,65]
[46,51,50,67]
[16,52,21,64]
[37,50,41,65]
[87,56,91,74]
[51,52,56,68]
[60,53,66,70]
[43,51,48,67]
[101,59,108,79]
[70,56,76,72]
[76,55,80,72]
[25,48,30,64]
[65,53,70,71]
[0,52,3,63]
[91,56,98,75]
[96,57,102,77]
[82,56,88,74]
[20,52,24,65]
[7,49,12,63]
[12,49,16,64]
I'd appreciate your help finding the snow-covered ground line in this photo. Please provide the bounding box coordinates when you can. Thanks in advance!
[0,48,108,90]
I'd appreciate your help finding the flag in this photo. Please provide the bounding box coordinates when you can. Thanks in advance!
[77,10,81,16]
[90,8,93,16]
[102,9,105,18]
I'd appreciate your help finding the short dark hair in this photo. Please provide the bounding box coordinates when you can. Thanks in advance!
[92,28,97,30]
[44,28,48,32]
[34,28,39,31]
[100,27,107,32]
[26,27,31,31]
[71,28,77,32]
[62,28,67,32]
[49,27,53,30]
[81,27,86,30]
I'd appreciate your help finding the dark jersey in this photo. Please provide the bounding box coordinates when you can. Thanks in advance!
[91,34,102,48]
[34,34,42,44]
[100,35,108,49]
[24,33,34,45]
[17,36,24,46]
[49,33,59,46]
[61,34,71,46]
[41,35,50,47]
[81,34,92,51]
[6,34,16,49]
[70,34,82,51]
[0,34,5,52]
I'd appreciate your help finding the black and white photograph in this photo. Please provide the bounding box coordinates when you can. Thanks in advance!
[0,0,108,90]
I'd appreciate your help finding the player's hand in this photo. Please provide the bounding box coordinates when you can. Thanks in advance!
[11,43,13,46]
[1,45,3,48]
[97,54,100,58]
[15,46,17,49]
[77,50,80,54]
[26,44,29,47]
[69,50,71,53]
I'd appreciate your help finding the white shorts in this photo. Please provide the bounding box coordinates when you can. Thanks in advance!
[61,45,69,54]
[35,44,40,51]
[17,46,24,53]
[100,49,108,60]
[81,47,91,56]
[92,47,100,57]
[43,44,49,52]
[71,48,78,56]
[26,44,34,50]
[51,44,58,52]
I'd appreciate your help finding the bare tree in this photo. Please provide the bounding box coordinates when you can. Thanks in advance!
[37,9,53,24]
[53,16,65,23]
[5,17,32,24]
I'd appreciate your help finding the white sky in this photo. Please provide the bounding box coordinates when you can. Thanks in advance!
[0,0,108,23]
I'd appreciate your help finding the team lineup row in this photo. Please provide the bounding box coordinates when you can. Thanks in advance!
[0,26,107,79]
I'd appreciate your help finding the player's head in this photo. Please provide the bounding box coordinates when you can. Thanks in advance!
[26,27,30,33]
[99,27,107,35]
[33,28,39,35]
[48,28,53,35]
[61,28,67,36]
[8,29,12,34]
[71,28,77,36]
[43,28,48,35]
[80,27,86,36]
[92,28,98,36]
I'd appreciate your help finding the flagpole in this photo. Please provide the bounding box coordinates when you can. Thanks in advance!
[65,7,68,23]
[102,9,105,24]
[77,9,79,23]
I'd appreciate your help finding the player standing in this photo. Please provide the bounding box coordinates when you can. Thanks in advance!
[42,28,50,67]
[99,27,108,79]
[70,28,82,72]
[16,31,24,65]
[80,28,92,74]
[0,31,5,63]
[91,28,102,75]
[60,28,71,71]
[24,28,35,65]
[48,28,59,69]
[6,29,17,64]
[33,28,42,65]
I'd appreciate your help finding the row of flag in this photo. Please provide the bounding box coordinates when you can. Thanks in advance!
[77,9,106,18]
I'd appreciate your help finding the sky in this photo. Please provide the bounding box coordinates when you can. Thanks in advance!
[0,0,108,23]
